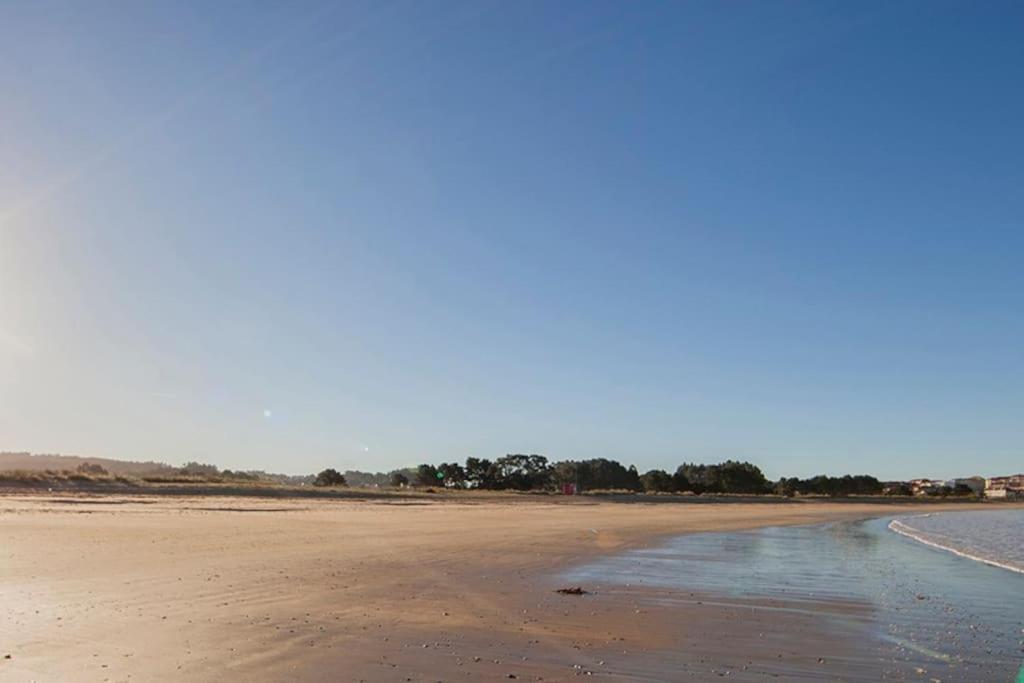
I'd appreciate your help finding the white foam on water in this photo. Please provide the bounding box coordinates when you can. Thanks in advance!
[888,517,1024,575]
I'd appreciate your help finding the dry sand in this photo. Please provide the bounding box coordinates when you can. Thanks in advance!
[0,494,1010,681]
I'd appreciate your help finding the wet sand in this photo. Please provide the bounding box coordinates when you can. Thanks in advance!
[0,495,1013,681]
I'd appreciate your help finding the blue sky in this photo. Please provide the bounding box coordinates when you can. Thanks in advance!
[1,0,1022,479]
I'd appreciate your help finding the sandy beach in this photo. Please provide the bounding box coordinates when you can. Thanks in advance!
[1,494,1015,681]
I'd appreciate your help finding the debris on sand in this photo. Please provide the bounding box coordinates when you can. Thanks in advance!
[556,587,589,595]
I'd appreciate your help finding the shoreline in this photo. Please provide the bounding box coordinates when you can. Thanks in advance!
[567,512,1024,682]
[888,515,1024,575]
[3,494,1021,681]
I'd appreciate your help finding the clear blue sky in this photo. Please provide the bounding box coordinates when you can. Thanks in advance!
[2,1,1022,480]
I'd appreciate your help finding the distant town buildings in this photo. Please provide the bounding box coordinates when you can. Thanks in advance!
[985,474,1024,499]
[908,478,946,496]
[900,474,1016,498]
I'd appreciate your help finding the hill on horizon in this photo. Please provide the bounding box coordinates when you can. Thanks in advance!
[0,451,178,476]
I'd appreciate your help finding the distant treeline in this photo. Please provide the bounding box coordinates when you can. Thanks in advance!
[773,474,884,497]
[144,461,314,485]
[197,458,894,497]
[4,451,929,498]
[323,455,896,497]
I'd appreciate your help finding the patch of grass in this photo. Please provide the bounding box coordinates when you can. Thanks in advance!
[140,474,219,484]
[0,468,135,485]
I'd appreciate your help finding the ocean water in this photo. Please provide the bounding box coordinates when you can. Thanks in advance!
[565,511,1024,681]
[890,509,1024,574]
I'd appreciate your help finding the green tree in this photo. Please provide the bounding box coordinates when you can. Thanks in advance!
[181,461,219,477]
[415,464,440,487]
[671,469,691,492]
[491,454,552,490]
[717,460,771,494]
[313,468,347,487]
[774,477,799,497]
[674,461,770,494]
[640,469,674,493]
[437,462,467,488]
[465,457,495,489]
[552,459,641,492]
[783,474,883,496]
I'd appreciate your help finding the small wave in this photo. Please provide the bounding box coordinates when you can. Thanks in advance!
[888,518,1024,575]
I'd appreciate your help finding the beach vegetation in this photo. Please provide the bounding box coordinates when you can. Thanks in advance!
[181,461,220,477]
[774,474,883,497]
[553,459,642,493]
[437,462,467,488]
[675,461,771,494]
[415,464,441,487]
[465,457,496,488]
[489,454,553,490]
[313,468,347,487]
[639,469,674,493]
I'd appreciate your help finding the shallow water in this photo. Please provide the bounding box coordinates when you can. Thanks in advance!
[565,515,1024,681]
